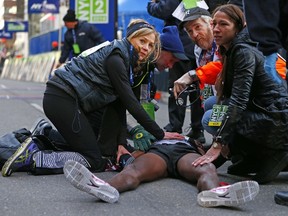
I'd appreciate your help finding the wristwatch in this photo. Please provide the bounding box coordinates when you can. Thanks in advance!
[212,142,222,149]
[188,70,196,76]
[188,70,197,78]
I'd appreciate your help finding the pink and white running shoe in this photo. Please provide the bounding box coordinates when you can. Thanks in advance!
[64,160,119,203]
[197,180,259,207]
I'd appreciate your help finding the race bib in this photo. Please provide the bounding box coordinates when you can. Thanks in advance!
[208,104,228,126]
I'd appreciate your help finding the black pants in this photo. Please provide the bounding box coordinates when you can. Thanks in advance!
[43,86,106,171]
[168,61,204,132]
[97,105,122,157]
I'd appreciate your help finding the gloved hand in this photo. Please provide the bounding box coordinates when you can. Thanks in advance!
[129,125,156,151]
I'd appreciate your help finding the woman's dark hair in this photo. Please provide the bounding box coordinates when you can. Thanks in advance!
[213,4,246,102]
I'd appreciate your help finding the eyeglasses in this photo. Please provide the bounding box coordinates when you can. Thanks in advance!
[175,83,200,107]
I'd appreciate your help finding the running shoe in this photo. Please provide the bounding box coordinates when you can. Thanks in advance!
[63,160,119,203]
[2,137,39,177]
[30,118,52,136]
[197,180,259,207]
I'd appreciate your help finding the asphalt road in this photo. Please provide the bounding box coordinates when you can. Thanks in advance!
[0,78,287,216]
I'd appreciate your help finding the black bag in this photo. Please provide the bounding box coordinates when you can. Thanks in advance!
[0,128,31,169]
[0,127,88,175]
[0,127,70,170]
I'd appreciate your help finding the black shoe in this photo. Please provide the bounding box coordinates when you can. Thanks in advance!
[163,123,182,133]
[30,118,52,136]
[186,129,206,144]
[253,151,288,184]
[275,191,288,206]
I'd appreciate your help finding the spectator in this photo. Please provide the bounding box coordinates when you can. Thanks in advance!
[147,0,205,144]
[56,9,105,67]
[176,7,223,137]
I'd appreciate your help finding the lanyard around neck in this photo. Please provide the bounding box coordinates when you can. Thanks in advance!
[72,29,77,43]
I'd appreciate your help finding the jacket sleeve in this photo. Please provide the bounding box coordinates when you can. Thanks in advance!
[216,46,255,145]
[147,0,180,20]
[196,61,222,88]
[59,34,72,63]
[105,53,165,140]
[88,24,105,45]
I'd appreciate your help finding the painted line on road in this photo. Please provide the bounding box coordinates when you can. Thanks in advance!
[0,87,44,91]
[0,95,43,99]
[31,103,44,113]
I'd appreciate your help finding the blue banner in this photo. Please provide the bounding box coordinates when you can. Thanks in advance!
[4,21,29,32]
[28,0,60,14]
[0,31,13,39]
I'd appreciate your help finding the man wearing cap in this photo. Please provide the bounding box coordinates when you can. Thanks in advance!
[56,9,105,68]
[174,7,223,137]
[147,0,206,145]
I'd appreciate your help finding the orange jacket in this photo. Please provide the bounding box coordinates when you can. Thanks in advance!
[276,54,287,79]
[196,55,286,89]
[195,61,222,89]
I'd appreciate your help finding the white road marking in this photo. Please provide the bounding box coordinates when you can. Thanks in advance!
[30,103,44,113]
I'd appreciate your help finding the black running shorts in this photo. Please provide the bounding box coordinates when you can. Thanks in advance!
[148,143,199,178]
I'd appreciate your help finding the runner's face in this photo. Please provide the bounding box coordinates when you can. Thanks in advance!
[156,51,179,71]
[130,33,155,61]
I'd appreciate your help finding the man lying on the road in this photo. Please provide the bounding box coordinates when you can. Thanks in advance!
[64,137,259,208]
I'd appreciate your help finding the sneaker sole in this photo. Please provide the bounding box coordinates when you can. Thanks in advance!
[197,181,259,207]
[2,137,33,177]
[64,160,119,203]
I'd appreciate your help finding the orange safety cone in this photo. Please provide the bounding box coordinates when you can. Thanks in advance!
[154,91,162,101]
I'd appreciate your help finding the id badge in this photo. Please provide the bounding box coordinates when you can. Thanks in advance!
[208,104,228,126]
[72,43,80,54]
[182,0,197,9]
[202,85,214,101]
[142,102,155,120]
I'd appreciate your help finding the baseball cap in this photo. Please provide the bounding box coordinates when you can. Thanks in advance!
[160,26,189,61]
[179,7,211,29]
